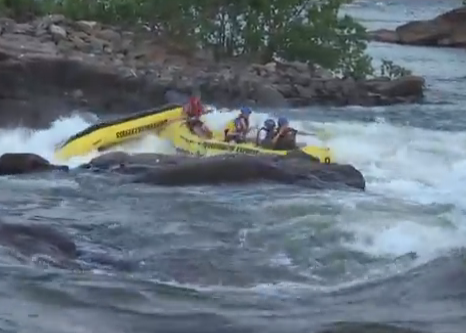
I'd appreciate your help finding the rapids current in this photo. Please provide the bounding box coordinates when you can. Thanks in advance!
[0,1,465,332]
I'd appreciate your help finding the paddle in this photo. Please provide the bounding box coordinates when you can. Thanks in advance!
[206,107,331,139]
[296,128,333,141]
[178,106,334,142]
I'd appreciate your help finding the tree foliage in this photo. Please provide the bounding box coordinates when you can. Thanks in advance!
[0,0,412,79]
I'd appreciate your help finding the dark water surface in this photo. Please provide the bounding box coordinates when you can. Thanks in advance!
[0,1,465,332]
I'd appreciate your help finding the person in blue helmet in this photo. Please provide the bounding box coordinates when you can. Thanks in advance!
[256,118,277,149]
[271,116,298,150]
[223,106,253,143]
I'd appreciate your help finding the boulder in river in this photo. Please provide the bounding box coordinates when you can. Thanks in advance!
[0,15,425,128]
[0,153,69,175]
[0,222,78,259]
[84,152,366,191]
[0,220,134,271]
[369,6,466,47]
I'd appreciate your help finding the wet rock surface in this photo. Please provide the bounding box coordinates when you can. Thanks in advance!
[0,15,425,128]
[81,152,366,191]
[0,150,364,191]
[0,153,69,175]
[369,6,466,48]
[0,220,133,271]
[316,323,428,333]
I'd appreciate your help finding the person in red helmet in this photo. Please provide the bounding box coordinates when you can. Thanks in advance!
[180,96,212,138]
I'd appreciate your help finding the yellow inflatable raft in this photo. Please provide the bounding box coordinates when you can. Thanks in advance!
[158,120,333,163]
[54,104,183,161]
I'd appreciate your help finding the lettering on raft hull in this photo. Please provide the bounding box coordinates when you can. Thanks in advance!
[200,141,260,155]
[178,132,327,161]
[115,119,168,139]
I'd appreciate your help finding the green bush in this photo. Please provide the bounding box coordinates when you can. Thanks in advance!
[0,0,412,79]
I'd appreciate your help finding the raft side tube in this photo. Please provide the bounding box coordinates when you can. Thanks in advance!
[54,103,183,160]
[57,103,182,148]
[158,120,334,163]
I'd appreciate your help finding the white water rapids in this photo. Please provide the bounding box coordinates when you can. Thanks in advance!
[1,103,466,266]
[0,0,465,305]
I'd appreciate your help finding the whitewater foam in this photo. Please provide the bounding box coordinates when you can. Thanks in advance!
[0,108,273,168]
[309,119,466,260]
[0,114,93,168]
[310,120,466,201]
[0,112,180,168]
[0,108,465,262]
[245,114,466,262]
[1,108,466,207]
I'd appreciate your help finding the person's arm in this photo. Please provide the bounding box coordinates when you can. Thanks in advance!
[257,129,265,141]
[272,128,285,144]
[202,124,213,139]
[201,104,214,115]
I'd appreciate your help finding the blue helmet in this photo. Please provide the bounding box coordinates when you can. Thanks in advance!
[240,106,252,116]
[264,118,276,130]
[277,117,289,127]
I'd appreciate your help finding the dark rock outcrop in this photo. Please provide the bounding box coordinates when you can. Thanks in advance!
[0,222,78,259]
[0,220,134,271]
[0,15,425,128]
[138,156,365,190]
[0,151,364,191]
[369,6,466,47]
[317,322,432,333]
[0,153,68,175]
[82,152,366,191]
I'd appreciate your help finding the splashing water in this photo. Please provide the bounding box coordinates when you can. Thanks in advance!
[0,106,464,267]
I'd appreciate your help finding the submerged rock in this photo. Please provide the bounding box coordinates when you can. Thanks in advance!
[369,6,466,47]
[138,156,365,190]
[79,151,186,174]
[0,15,425,128]
[0,150,364,190]
[0,153,68,175]
[84,152,366,191]
[0,220,134,271]
[317,322,430,333]
[0,222,78,259]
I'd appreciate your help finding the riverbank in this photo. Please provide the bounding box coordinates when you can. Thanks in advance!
[369,6,466,48]
[0,14,425,128]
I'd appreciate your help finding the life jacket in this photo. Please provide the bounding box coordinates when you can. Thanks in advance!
[277,127,297,137]
[255,127,275,145]
[274,127,297,150]
[184,103,202,119]
[224,115,249,137]
[183,103,203,131]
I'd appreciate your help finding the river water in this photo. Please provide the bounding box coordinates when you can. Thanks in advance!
[0,1,465,332]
